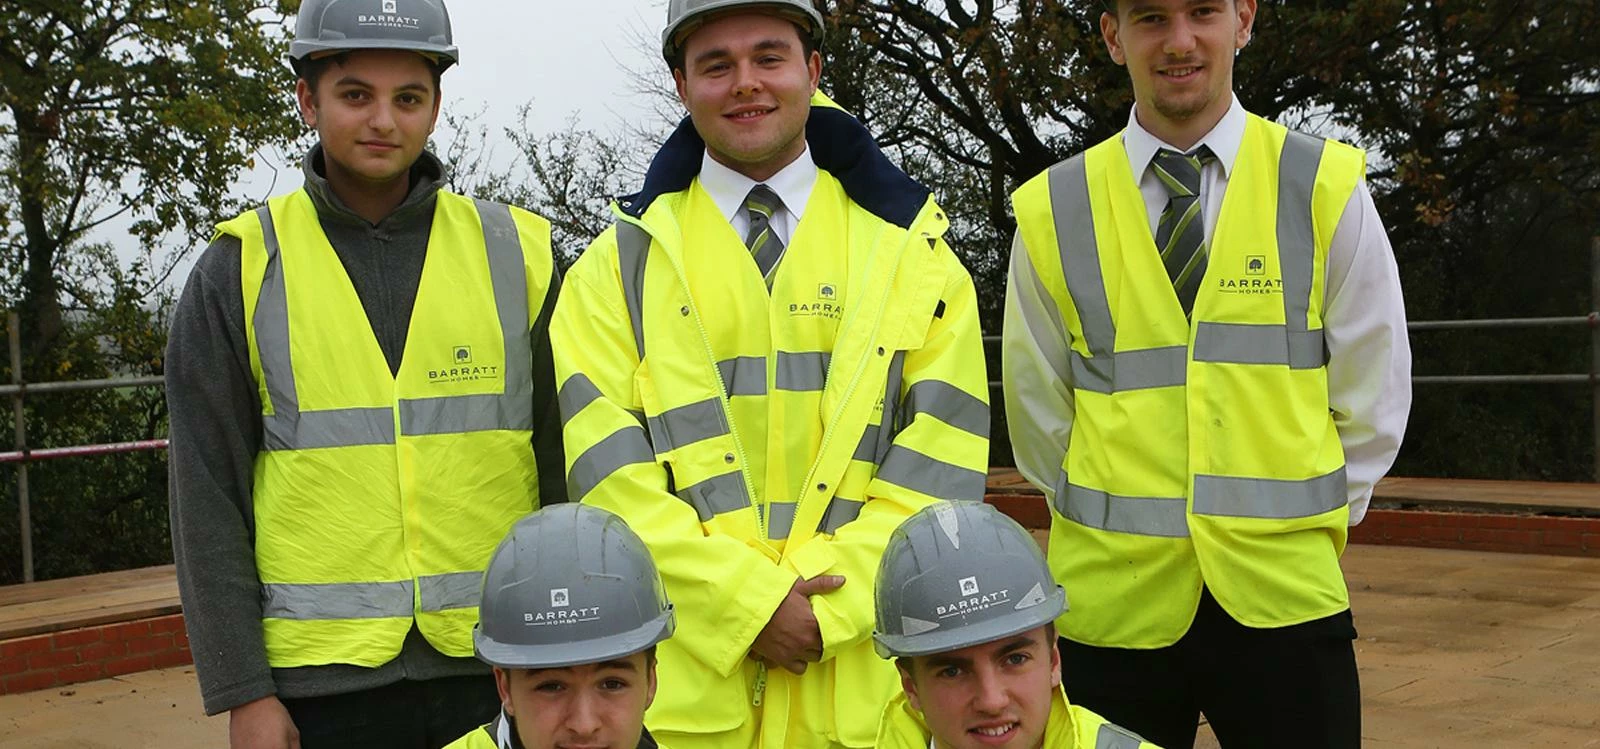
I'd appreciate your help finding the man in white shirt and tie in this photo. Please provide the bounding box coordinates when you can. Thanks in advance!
[1003,0,1410,746]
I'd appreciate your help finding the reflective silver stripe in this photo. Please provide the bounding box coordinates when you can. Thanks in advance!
[400,393,533,436]
[261,580,414,620]
[557,373,604,425]
[264,407,395,451]
[1192,322,1324,367]
[418,571,483,612]
[1051,471,1190,538]
[872,351,907,463]
[903,380,989,438]
[1277,131,1326,370]
[875,445,985,501]
[568,425,654,501]
[852,425,880,461]
[254,206,307,451]
[675,470,752,521]
[819,497,865,533]
[477,199,534,396]
[775,350,831,391]
[1096,723,1148,749]
[718,356,767,396]
[1193,467,1347,520]
[1069,346,1188,394]
[763,501,797,539]
[616,222,650,360]
[1049,156,1117,371]
[646,398,730,451]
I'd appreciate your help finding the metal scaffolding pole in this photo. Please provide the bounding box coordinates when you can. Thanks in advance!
[8,312,34,582]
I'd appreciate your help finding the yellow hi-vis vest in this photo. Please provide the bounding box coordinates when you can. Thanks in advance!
[875,684,1159,749]
[555,93,990,745]
[218,189,554,667]
[1011,115,1365,648]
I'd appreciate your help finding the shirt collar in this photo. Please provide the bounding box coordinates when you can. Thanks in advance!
[1123,93,1246,179]
[697,146,818,223]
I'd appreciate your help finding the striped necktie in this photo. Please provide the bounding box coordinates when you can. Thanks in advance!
[1151,146,1215,315]
[742,184,786,280]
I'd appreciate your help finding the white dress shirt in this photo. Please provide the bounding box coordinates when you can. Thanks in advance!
[1002,95,1412,523]
[698,146,818,250]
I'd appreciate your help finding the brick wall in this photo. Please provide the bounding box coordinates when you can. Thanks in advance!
[0,614,192,696]
[1351,509,1600,557]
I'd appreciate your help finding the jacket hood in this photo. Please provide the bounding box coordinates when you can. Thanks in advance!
[618,91,932,229]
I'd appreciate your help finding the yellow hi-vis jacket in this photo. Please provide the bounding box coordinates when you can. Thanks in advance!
[1009,114,1365,649]
[218,189,554,667]
[552,94,990,748]
[875,684,1160,749]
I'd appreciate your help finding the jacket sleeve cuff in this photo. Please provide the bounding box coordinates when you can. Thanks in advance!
[704,561,796,677]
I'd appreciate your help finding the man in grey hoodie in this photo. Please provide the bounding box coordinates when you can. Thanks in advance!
[165,1,563,747]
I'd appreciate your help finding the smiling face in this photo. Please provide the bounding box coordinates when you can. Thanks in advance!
[1101,0,1257,149]
[495,651,658,749]
[672,11,821,182]
[295,48,441,193]
[898,627,1063,749]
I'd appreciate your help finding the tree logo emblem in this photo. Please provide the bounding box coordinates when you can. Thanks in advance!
[382,0,397,13]
[550,588,569,607]
[1246,256,1266,275]
[818,283,837,300]
[453,346,472,364]
[959,576,980,596]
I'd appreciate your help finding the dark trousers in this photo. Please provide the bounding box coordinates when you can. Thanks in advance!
[1059,587,1361,749]
[281,675,500,749]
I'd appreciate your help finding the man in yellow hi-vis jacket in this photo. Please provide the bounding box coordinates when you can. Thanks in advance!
[550,2,990,747]
[1003,0,1410,747]
[166,1,563,746]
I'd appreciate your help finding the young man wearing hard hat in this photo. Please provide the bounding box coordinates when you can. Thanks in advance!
[443,504,675,749]
[166,1,564,746]
[1003,0,1409,746]
[550,1,990,747]
[872,501,1160,749]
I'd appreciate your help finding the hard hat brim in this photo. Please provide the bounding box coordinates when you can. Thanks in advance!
[289,38,459,69]
[873,589,1066,659]
[473,609,675,670]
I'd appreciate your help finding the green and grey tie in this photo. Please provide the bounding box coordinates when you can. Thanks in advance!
[1152,146,1214,315]
[743,184,786,280]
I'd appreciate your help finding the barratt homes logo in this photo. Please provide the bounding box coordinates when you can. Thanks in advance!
[935,576,1011,619]
[428,344,499,384]
[790,281,844,319]
[1217,253,1283,296]
[359,0,421,30]
[525,587,600,626]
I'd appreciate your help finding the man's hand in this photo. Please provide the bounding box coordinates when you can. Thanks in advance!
[230,695,300,749]
[751,574,846,675]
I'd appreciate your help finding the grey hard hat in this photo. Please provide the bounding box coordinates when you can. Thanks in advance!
[290,0,459,71]
[661,0,826,62]
[873,502,1068,659]
[473,504,675,669]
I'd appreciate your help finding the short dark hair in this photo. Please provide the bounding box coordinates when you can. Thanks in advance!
[295,52,444,97]
[668,19,819,74]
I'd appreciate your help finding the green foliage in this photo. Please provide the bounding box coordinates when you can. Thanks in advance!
[0,0,301,581]
[0,0,301,349]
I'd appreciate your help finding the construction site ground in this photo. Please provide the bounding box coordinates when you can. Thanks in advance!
[3,542,1598,747]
